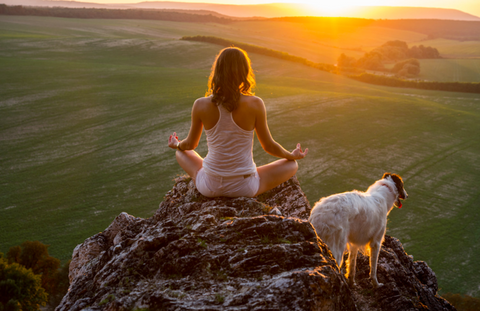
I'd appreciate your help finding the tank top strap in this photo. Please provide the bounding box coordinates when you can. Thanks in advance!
[217,104,234,126]
[218,103,251,133]
[218,103,229,118]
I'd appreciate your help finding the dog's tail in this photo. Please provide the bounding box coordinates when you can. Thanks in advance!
[309,201,351,268]
[310,221,347,268]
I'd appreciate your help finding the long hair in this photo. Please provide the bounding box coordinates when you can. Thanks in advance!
[206,47,255,112]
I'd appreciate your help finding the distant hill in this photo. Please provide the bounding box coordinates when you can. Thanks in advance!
[3,0,480,21]
[1,0,117,9]
[2,3,480,41]
[338,6,480,21]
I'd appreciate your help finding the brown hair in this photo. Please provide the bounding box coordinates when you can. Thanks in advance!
[206,47,255,112]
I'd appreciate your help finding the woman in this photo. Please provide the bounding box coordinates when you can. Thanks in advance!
[168,47,308,198]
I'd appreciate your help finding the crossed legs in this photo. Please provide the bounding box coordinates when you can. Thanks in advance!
[175,150,203,180]
[255,158,298,196]
[174,150,298,196]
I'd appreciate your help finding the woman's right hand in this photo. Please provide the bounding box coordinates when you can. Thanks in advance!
[290,143,308,160]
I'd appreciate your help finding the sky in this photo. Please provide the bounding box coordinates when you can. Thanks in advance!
[79,0,480,16]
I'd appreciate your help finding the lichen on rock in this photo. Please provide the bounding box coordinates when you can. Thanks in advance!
[57,176,455,311]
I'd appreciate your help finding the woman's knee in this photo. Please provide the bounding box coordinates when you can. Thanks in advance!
[289,159,298,175]
[175,149,182,161]
[175,150,203,178]
[175,150,185,167]
[176,149,194,163]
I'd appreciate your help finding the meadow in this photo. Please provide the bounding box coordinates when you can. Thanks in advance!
[1,15,480,297]
[418,59,480,82]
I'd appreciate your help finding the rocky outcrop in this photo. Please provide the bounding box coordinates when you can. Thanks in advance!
[349,236,455,311]
[57,176,455,311]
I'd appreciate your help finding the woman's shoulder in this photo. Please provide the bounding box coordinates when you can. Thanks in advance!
[195,96,213,105]
[240,95,264,109]
[193,96,215,111]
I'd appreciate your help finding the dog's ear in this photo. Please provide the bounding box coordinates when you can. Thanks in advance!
[390,174,404,195]
[382,172,392,179]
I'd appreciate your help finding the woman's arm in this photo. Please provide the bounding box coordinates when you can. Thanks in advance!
[254,97,308,160]
[168,99,204,151]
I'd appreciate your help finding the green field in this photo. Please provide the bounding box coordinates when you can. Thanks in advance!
[418,59,480,82]
[417,38,480,59]
[1,16,480,297]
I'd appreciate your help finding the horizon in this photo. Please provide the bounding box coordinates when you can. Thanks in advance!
[41,0,480,17]
[2,0,480,303]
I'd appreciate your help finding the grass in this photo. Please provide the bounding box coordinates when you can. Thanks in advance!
[1,15,480,298]
[210,21,427,63]
[414,38,480,59]
[418,59,480,82]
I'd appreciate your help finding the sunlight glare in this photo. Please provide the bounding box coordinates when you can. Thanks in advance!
[305,0,377,16]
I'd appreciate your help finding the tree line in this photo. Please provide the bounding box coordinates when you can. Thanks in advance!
[337,40,440,78]
[0,4,233,24]
[0,241,70,311]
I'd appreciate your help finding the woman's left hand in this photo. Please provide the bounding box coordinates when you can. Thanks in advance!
[168,132,180,149]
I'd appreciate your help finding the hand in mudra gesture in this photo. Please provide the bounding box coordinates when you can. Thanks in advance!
[168,132,180,149]
[291,143,308,160]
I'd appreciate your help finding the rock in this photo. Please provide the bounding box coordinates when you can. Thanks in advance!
[348,235,456,311]
[269,207,282,216]
[57,175,456,311]
[258,176,312,219]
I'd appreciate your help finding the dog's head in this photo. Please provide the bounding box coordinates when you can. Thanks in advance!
[382,172,408,208]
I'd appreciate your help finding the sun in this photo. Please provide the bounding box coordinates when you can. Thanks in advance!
[304,0,378,16]
[311,3,351,15]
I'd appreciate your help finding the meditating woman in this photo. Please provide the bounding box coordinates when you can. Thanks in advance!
[168,47,308,198]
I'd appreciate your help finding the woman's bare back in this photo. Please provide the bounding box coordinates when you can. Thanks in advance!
[196,95,261,132]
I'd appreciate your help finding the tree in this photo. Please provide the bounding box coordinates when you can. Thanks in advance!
[356,52,385,71]
[337,53,357,68]
[0,253,48,311]
[7,241,60,296]
[382,40,409,50]
[46,260,70,309]
[392,59,421,77]
[6,242,71,310]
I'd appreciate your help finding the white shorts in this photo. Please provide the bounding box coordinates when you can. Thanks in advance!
[195,168,260,198]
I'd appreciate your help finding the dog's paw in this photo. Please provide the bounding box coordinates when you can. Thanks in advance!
[372,281,384,288]
[348,280,356,288]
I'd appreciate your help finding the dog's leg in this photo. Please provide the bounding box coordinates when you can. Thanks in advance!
[369,241,383,288]
[347,246,358,287]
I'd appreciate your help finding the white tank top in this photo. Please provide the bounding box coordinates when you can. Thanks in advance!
[202,104,257,177]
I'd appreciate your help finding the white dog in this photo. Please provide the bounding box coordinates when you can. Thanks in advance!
[309,173,407,287]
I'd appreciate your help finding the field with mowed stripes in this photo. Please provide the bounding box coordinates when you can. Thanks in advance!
[1,15,479,297]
